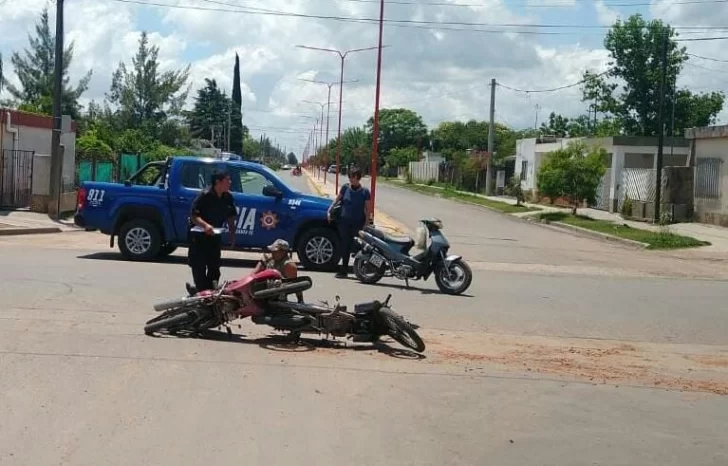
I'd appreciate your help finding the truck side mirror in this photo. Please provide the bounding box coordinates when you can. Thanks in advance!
[262,184,283,199]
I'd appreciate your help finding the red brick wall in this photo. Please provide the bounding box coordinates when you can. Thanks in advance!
[0,108,77,133]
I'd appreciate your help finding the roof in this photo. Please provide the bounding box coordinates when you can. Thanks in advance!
[0,108,78,133]
[684,125,728,140]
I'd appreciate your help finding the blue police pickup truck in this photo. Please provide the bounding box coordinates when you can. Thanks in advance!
[74,156,340,271]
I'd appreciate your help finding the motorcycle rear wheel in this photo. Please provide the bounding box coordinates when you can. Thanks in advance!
[144,310,194,335]
[378,307,425,352]
[353,256,385,284]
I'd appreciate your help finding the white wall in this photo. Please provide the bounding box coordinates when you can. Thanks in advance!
[0,114,76,193]
[515,139,536,189]
[693,138,728,223]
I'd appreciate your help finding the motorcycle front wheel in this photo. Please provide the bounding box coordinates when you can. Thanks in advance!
[378,307,425,352]
[353,256,385,284]
[434,258,473,295]
[144,310,195,335]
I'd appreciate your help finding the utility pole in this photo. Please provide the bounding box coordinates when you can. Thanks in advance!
[49,0,65,219]
[485,78,496,195]
[654,32,668,223]
[370,0,386,212]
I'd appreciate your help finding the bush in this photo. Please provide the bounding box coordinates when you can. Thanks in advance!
[536,141,607,215]
[426,178,436,186]
[621,196,633,218]
[506,176,525,206]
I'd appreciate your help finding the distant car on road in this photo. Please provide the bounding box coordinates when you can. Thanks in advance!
[282,164,292,170]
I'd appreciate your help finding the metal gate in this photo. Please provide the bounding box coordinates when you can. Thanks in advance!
[0,150,35,209]
[591,168,612,211]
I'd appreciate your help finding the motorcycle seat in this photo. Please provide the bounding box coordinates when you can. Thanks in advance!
[364,226,414,247]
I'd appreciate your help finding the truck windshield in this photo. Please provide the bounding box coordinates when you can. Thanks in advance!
[129,162,165,186]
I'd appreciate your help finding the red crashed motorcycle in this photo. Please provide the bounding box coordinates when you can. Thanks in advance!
[144,269,425,352]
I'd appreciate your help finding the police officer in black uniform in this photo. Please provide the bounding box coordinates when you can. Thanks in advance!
[186,170,237,295]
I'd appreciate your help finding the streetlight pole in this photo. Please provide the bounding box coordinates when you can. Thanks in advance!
[370,0,386,214]
[304,100,329,183]
[300,78,358,192]
[296,45,385,193]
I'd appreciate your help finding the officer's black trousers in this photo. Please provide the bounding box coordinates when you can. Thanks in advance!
[188,233,222,291]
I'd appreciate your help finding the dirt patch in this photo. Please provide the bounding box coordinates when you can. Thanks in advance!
[425,331,728,396]
[684,355,728,368]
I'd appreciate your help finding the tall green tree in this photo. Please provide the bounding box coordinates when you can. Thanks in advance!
[583,14,724,136]
[6,8,91,118]
[107,31,190,137]
[286,152,298,165]
[431,120,517,163]
[187,78,231,149]
[230,53,244,155]
[366,108,427,161]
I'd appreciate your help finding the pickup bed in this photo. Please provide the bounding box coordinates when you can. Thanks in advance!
[74,156,340,271]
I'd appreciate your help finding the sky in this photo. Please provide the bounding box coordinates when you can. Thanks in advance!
[1,0,727,156]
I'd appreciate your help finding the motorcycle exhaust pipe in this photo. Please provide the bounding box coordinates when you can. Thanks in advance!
[153,296,204,312]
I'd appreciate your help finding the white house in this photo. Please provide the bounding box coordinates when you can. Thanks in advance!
[685,125,728,227]
[0,108,77,213]
[515,135,691,212]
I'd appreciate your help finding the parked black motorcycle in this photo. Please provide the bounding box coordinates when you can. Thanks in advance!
[352,218,472,295]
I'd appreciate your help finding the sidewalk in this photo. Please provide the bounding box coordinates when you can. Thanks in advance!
[483,194,728,252]
[0,210,81,236]
[303,169,409,235]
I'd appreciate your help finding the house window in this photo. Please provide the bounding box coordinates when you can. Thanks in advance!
[520,161,528,181]
[695,158,722,199]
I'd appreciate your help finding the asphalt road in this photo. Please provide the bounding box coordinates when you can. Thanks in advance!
[287,172,728,346]
[0,172,726,465]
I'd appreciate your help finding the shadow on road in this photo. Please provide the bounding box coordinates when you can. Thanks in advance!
[151,329,426,360]
[77,252,260,269]
[344,277,474,298]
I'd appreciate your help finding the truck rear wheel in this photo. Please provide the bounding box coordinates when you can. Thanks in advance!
[296,227,340,271]
[119,219,162,261]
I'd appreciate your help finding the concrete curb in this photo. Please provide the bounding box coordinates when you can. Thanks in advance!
[522,216,650,249]
[0,227,63,236]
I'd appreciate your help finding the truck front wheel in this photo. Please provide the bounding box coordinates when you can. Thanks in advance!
[118,219,162,261]
[296,228,340,272]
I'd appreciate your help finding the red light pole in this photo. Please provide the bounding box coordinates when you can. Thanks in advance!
[296,44,383,193]
[370,0,386,214]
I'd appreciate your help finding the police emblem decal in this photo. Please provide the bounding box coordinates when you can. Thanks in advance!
[260,211,279,230]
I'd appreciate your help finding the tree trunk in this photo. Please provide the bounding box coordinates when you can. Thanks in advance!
[572,203,578,215]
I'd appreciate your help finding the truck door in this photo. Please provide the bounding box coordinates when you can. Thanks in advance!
[227,166,295,247]
[169,160,226,242]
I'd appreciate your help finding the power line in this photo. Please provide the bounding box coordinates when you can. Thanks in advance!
[687,52,728,62]
[105,0,728,32]
[496,71,609,93]
[324,0,728,7]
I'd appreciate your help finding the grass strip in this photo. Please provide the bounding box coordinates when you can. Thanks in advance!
[539,212,709,250]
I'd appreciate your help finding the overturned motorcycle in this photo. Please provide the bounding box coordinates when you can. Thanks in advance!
[144,269,425,352]
[353,218,473,295]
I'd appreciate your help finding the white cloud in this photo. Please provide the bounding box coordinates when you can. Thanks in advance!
[594,0,619,27]
[1,0,727,153]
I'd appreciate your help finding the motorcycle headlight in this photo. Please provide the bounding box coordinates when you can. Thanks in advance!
[432,219,444,229]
